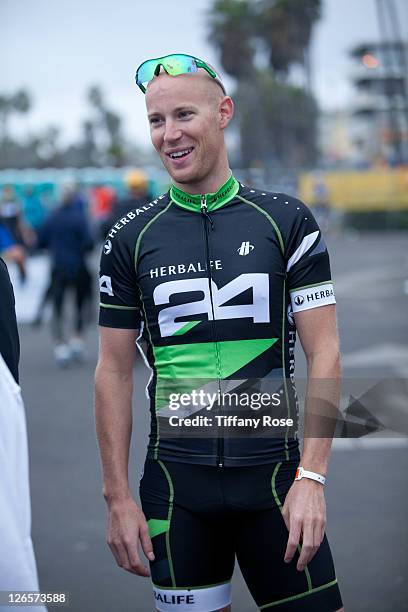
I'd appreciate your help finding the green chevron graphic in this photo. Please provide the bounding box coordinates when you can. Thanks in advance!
[154,337,278,379]
[154,338,278,410]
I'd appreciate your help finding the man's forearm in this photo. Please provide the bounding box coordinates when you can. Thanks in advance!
[300,349,341,476]
[95,364,134,502]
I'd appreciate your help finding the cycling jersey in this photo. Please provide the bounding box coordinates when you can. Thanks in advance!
[99,174,336,467]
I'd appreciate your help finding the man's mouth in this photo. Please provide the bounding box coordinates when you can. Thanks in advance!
[167,147,194,160]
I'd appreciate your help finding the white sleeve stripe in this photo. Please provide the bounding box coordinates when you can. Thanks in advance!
[286,231,319,273]
[291,282,336,313]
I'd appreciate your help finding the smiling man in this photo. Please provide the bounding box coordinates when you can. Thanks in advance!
[95,54,344,612]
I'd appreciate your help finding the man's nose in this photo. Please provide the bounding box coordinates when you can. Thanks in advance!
[163,120,182,143]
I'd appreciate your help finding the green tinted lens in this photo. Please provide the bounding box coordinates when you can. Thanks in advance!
[161,55,198,75]
[136,59,160,90]
[136,54,198,92]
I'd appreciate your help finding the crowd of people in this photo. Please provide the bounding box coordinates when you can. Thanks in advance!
[0,170,152,367]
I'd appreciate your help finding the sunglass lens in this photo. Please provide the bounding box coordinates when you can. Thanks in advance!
[136,59,158,88]
[161,55,198,76]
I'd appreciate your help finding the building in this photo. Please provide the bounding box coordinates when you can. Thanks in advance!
[349,41,408,165]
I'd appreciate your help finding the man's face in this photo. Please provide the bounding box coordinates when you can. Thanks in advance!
[145,72,231,186]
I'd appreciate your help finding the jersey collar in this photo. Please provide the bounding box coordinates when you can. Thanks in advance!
[170,174,240,212]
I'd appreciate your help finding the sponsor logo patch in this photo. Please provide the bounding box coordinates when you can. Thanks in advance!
[104,239,112,255]
[237,241,254,256]
[287,304,295,326]
[291,282,336,313]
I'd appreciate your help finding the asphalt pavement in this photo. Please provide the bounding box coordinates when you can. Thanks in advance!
[12,231,408,611]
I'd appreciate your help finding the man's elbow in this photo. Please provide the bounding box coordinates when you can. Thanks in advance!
[306,345,342,375]
[95,359,134,386]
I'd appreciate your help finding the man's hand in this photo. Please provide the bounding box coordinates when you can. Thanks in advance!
[281,479,326,572]
[106,496,155,577]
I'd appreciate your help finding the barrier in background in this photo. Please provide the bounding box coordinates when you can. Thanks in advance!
[299,168,408,211]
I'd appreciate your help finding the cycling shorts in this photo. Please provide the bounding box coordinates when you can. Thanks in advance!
[140,458,343,611]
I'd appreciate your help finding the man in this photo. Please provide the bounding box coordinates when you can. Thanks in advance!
[95,54,344,612]
[38,184,94,366]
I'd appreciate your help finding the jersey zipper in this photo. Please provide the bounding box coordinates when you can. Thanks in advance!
[200,195,224,467]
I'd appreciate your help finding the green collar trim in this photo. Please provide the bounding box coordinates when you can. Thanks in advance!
[170,174,240,212]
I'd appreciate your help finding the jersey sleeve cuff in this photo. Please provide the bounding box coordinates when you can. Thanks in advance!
[290,281,336,313]
[99,304,142,329]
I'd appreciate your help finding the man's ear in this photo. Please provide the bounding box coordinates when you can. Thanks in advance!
[219,96,234,130]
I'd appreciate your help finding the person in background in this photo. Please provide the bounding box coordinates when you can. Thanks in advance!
[70,181,88,213]
[312,173,331,234]
[101,169,150,237]
[0,186,31,282]
[22,185,46,238]
[0,257,46,611]
[37,185,94,367]
[90,183,116,240]
[0,220,27,282]
[1,185,25,244]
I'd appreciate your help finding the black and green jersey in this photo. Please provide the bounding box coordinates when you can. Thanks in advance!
[99,174,336,467]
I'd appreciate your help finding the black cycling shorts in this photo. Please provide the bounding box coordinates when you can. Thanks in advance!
[140,458,343,611]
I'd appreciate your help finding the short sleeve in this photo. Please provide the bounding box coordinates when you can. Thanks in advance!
[283,198,336,313]
[98,235,142,329]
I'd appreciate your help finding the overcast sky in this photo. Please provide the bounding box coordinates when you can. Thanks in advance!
[1,0,407,148]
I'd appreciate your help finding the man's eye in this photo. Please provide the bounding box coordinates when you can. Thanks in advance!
[149,117,162,125]
[179,111,193,119]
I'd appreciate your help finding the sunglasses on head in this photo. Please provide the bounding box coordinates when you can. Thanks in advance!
[135,53,226,94]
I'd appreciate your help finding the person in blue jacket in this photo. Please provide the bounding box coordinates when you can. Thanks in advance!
[38,185,94,366]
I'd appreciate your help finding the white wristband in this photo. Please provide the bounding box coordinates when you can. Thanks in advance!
[295,466,326,486]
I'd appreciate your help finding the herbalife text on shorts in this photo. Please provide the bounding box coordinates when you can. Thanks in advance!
[168,390,283,411]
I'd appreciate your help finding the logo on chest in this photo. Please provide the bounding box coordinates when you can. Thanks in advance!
[237,241,255,256]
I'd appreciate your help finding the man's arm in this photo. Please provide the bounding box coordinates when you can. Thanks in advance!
[297,303,341,474]
[95,326,154,576]
[282,304,341,571]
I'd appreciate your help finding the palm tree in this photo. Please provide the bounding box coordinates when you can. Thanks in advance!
[87,85,125,166]
[257,0,322,78]
[208,0,269,166]
[0,89,31,143]
[207,0,256,78]
[207,0,322,168]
